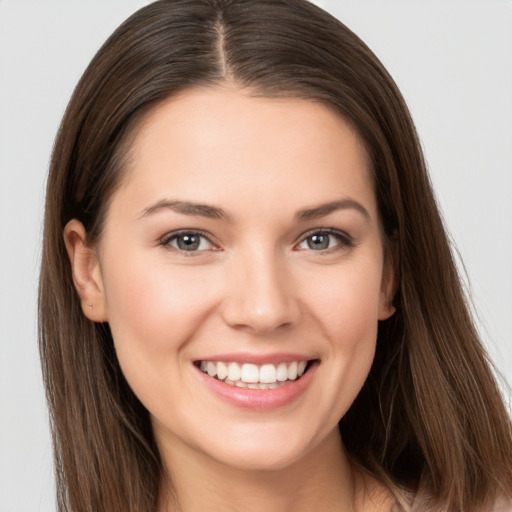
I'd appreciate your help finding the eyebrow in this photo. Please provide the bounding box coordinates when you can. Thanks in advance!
[295,199,370,221]
[138,199,233,222]
[138,197,370,223]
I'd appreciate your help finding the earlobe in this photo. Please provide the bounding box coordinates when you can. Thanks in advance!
[63,219,108,322]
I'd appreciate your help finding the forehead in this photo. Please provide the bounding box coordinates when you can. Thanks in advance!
[113,85,376,221]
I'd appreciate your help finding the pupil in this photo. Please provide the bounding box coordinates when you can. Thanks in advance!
[178,234,199,250]
[308,234,329,250]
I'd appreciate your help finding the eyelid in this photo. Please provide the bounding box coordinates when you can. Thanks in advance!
[294,227,354,252]
[159,229,220,253]
[157,227,353,254]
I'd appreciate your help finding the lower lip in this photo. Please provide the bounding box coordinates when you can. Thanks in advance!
[195,362,318,410]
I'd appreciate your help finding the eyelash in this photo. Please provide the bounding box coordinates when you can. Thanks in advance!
[158,228,354,255]
[295,228,354,253]
[159,229,217,255]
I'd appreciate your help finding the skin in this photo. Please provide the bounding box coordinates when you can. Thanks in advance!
[65,85,396,512]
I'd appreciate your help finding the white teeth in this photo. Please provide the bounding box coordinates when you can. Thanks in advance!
[230,380,287,390]
[288,361,298,380]
[259,364,277,383]
[276,363,288,382]
[240,363,259,383]
[206,361,217,377]
[216,361,228,380]
[198,360,311,388]
[227,362,241,381]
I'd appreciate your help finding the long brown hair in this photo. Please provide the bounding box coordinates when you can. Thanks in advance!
[39,1,512,511]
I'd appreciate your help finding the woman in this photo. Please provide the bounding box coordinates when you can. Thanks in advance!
[38,0,512,511]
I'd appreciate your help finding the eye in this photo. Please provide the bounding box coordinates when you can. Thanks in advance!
[161,230,214,252]
[296,229,353,252]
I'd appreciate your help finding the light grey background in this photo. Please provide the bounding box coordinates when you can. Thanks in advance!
[1,1,511,511]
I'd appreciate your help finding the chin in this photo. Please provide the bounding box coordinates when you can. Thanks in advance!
[197,424,330,473]
[207,446,308,473]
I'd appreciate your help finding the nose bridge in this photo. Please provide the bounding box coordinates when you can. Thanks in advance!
[221,243,299,333]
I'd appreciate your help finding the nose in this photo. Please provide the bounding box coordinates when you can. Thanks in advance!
[220,248,301,334]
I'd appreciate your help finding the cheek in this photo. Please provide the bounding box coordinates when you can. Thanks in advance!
[100,252,221,368]
[305,256,384,341]
[304,255,383,401]
[99,252,226,420]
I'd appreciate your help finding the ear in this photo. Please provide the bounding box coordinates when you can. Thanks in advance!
[378,239,398,321]
[63,219,108,322]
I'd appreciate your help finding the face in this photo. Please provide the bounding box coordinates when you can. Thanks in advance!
[68,86,395,472]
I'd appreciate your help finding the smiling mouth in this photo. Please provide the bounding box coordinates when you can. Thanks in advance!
[196,360,316,390]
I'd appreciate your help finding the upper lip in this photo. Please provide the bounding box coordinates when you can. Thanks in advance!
[194,352,317,365]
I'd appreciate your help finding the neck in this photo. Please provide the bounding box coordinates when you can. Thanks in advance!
[157,428,357,512]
